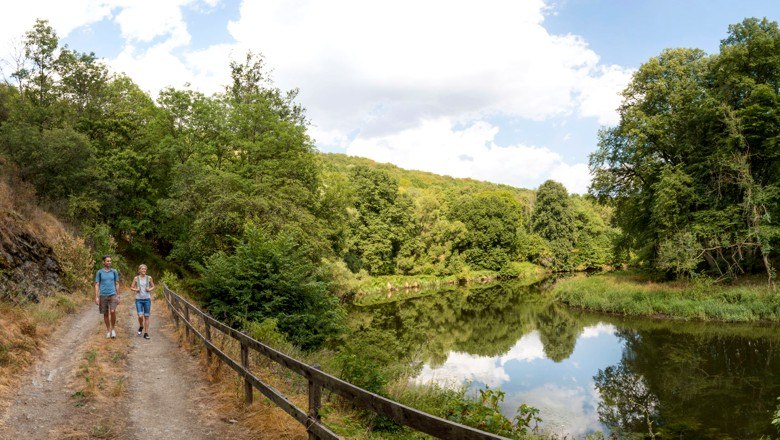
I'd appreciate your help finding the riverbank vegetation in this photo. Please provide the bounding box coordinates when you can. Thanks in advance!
[553,271,780,322]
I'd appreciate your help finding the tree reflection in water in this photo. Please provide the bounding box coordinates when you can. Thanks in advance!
[594,327,780,438]
[594,364,659,439]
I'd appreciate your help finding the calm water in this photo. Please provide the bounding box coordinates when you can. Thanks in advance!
[354,280,780,438]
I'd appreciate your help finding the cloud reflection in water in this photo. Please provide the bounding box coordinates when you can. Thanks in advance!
[413,324,622,437]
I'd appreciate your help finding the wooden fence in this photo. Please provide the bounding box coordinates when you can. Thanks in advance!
[162,285,508,440]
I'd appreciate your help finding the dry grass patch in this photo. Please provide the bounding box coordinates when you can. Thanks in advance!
[0,293,86,397]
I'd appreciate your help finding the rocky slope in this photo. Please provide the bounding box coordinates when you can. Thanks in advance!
[0,161,88,302]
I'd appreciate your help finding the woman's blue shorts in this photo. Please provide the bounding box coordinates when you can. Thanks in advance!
[135,298,151,317]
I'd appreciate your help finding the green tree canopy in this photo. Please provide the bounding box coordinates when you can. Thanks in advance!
[590,17,780,282]
[531,180,575,269]
[449,191,522,271]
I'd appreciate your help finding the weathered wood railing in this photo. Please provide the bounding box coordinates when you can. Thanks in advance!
[162,285,507,440]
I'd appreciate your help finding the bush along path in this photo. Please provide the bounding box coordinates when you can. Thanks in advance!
[0,296,249,439]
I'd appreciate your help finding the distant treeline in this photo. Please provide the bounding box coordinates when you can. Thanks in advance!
[320,154,619,276]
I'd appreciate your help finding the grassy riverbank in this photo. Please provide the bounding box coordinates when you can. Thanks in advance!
[552,271,780,322]
[353,262,547,306]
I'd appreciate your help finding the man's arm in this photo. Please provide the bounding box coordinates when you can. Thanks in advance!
[94,281,99,305]
[114,270,120,301]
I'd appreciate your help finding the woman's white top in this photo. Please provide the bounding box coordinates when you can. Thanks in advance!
[135,275,151,300]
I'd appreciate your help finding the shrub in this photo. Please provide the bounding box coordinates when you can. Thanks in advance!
[245,318,293,353]
[445,386,541,438]
[50,234,92,291]
[498,261,545,281]
[197,223,345,350]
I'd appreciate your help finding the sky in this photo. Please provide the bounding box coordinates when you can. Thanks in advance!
[1,1,779,194]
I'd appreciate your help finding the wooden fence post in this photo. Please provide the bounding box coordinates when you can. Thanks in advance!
[308,364,322,440]
[204,317,212,366]
[241,340,253,405]
[172,297,180,328]
[183,304,190,343]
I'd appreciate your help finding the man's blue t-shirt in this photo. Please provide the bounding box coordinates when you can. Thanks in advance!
[95,269,119,296]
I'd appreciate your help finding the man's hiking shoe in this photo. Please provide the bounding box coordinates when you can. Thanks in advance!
[110,329,116,339]
[106,331,111,339]
[138,326,143,336]
[143,333,150,340]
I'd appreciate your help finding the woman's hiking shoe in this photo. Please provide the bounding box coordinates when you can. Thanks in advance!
[138,326,143,336]
[143,333,150,340]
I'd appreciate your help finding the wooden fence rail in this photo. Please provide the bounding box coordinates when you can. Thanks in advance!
[162,285,508,440]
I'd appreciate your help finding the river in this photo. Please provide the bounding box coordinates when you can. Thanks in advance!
[353,279,780,438]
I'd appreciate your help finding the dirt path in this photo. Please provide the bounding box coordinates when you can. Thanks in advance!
[0,304,107,439]
[0,298,246,440]
[121,300,238,439]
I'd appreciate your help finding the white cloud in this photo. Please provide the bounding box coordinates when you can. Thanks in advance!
[509,383,603,437]
[580,323,617,339]
[577,65,633,125]
[347,118,590,193]
[0,0,113,62]
[112,42,195,94]
[112,0,192,44]
[414,331,547,389]
[225,0,631,139]
[549,162,592,194]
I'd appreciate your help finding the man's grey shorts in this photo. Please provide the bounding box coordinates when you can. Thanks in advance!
[98,294,119,314]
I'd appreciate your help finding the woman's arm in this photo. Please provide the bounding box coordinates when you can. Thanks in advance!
[147,276,155,291]
[130,276,139,292]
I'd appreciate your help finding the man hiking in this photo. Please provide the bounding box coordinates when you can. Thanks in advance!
[94,255,120,338]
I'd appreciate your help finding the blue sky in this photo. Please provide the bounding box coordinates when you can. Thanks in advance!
[1,1,778,193]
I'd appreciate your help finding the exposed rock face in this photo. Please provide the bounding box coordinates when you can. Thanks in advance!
[0,214,65,302]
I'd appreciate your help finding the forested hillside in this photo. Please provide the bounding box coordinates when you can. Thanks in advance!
[320,153,618,276]
[0,20,618,349]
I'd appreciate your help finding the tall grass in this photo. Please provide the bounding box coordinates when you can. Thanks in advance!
[553,271,780,322]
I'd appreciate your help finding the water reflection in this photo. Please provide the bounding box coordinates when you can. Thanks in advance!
[606,327,780,438]
[594,363,659,438]
[355,280,780,438]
